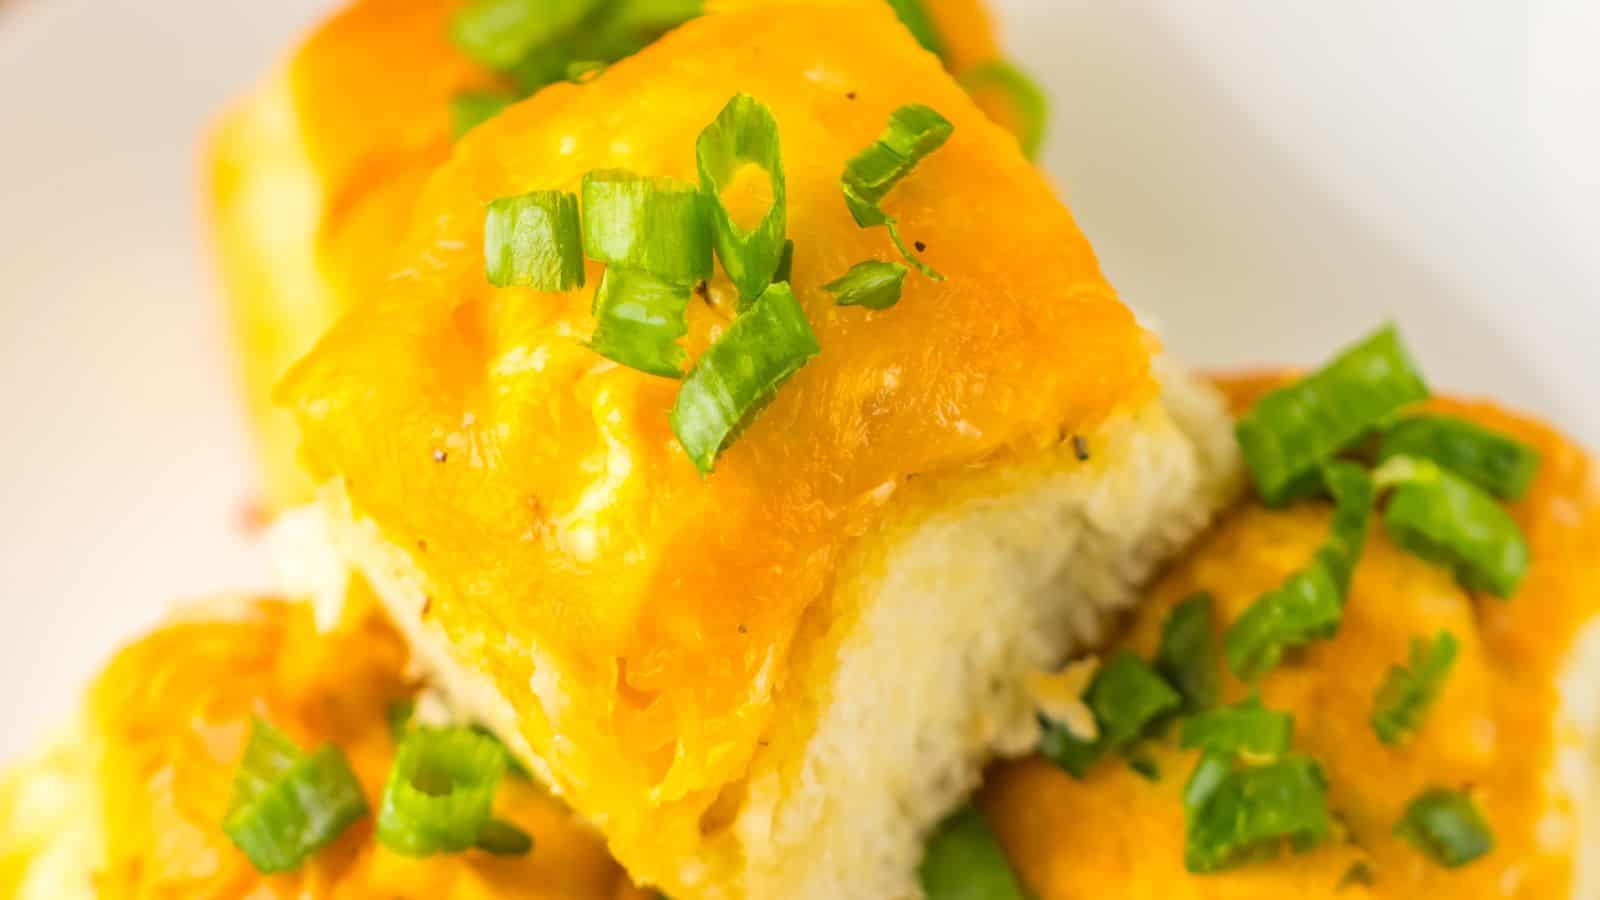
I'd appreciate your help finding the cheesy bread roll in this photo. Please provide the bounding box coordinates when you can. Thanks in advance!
[273,2,1238,897]
[0,379,1587,896]
[207,0,1032,509]
[980,381,1600,900]
[4,380,1592,900]
[0,589,651,900]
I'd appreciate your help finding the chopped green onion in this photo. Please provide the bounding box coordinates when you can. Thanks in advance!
[841,104,953,279]
[1225,463,1374,681]
[772,239,794,284]
[1156,593,1220,712]
[918,805,1028,900]
[1315,463,1376,595]
[484,191,585,290]
[669,282,820,474]
[1376,456,1530,598]
[1091,651,1183,747]
[468,723,531,780]
[1126,750,1162,782]
[605,0,704,32]
[475,818,534,856]
[696,94,787,303]
[1040,650,1181,778]
[885,222,941,280]
[1235,324,1429,506]
[387,698,415,742]
[1036,721,1102,781]
[565,59,607,82]
[1183,750,1232,815]
[1223,564,1342,684]
[451,91,515,139]
[376,726,509,857]
[959,60,1049,161]
[1372,631,1459,745]
[586,267,691,378]
[451,0,601,70]
[1338,862,1377,889]
[1378,414,1540,501]
[843,104,953,226]
[883,0,947,58]
[222,719,368,874]
[1184,755,1331,873]
[824,260,908,310]
[582,170,713,285]
[1394,788,1494,868]
[1180,695,1293,761]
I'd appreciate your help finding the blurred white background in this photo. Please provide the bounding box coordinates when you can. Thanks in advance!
[0,0,1595,760]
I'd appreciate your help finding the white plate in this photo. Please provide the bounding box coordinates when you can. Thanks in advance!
[0,0,1596,760]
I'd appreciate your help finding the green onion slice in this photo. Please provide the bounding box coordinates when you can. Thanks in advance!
[1156,592,1220,712]
[918,805,1028,900]
[1040,650,1181,778]
[376,726,509,857]
[1378,414,1540,501]
[1224,463,1374,681]
[1223,563,1342,684]
[468,723,531,780]
[565,59,607,82]
[824,259,908,310]
[959,60,1049,161]
[386,698,415,743]
[582,170,712,285]
[475,818,534,856]
[884,0,947,58]
[1371,630,1459,746]
[1090,651,1183,747]
[1184,754,1331,873]
[696,94,787,303]
[1127,751,1162,782]
[669,281,820,474]
[485,190,585,291]
[1235,324,1429,506]
[1183,750,1232,816]
[451,91,515,139]
[606,0,704,32]
[772,239,795,284]
[586,267,691,378]
[451,0,601,71]
[1394,788,1494,868]
[841,104,953,279]
[1376,455,1530,598]
[843,104,953,225]
[1231,462,1373,666]
[222,719,368,874]
[1180,695,1293,761]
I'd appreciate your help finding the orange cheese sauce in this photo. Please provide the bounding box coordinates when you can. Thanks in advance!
[983,376,1600,899]
[208,0,1022,508]
[279,0,1151,870]
[87,589,649,900]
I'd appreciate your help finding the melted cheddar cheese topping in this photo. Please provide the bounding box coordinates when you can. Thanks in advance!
[85,590,648,900]
[208,0,1024,508]
[983,377,1600,899]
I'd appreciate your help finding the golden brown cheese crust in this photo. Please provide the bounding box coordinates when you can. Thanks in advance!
[206,0,488,506]
[983,376,1600,899]
[206,0,1017,508]
[82,592,648,900]
[278,0,1152,881]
